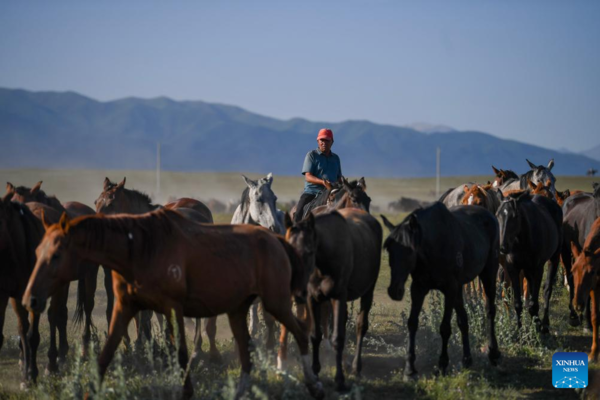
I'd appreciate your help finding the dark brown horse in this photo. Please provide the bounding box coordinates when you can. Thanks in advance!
[95,177,220,362]
[491,166,519,189]
[282,209,382,391]
[381,203,501,379]
[23,210,324,399]
[496,192,562,332]
[0,195,62,385]
[571,217,600,362]
[7,181,110,361]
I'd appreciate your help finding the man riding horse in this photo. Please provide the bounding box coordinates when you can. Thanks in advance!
[294,128,343,222]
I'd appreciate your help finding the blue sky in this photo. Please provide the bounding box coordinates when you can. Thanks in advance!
[1,1,599,152]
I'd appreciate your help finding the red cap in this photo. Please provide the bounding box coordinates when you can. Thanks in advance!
[317,128,334,141]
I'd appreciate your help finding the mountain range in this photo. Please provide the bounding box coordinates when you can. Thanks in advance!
[1,88,599,177]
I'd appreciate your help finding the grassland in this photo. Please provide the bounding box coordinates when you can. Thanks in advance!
[0,170,599,399]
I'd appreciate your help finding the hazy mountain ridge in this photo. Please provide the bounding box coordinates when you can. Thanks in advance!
[1,88,599,177]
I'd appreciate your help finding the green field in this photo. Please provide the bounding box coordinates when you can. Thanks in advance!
[0,170,599,399]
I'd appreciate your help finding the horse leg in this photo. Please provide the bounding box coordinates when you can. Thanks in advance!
[83,265,99,357]
[405,283,427,380]
[11,300,34,387]
[507,263,524,328]
[330,296,349,392]
[263,295,324,399]
[277,298,306,371]
[205,317,221,363]
[454,290,472,369]
[561,249,580,326]
[480,265,501,365]
[227,301,254,400]
[0,294,8,352]
[306,296,323,376]
[190,318,203,369]
[164,305,194,399]
[264,310,276,353]
[352,286,374,377]
[439,287,455,375]
[541,252,561,333]
[103,267,114,327]
[590,288,599,363]
[56,284,70,366]
[46,285,69,374]
[525,265,543,330]
[97,302,137,384]
[321,301,333,353]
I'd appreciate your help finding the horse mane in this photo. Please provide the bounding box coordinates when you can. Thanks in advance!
[503,170,519,180]
[123,187,155,208]
[13,186,65,212]
[69,209,182,262]
[240,187,250,216]
[384,210,422,251]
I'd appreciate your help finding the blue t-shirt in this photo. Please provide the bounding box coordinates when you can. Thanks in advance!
[301,149,342,195]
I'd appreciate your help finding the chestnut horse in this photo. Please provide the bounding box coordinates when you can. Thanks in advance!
[461,183,501,213]
[571,217,600,361]
[311,177,372,216]
[95,177,219,362]
[7,181,109,361]
[562,183,600,327]
[381,203,501,379]
[23,210,324,400]
[282,209,382,392]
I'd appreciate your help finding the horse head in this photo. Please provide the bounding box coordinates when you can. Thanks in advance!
[242,173,283,234]
[95,177,127,213]
[555,189,571,207]
[284,212,324,298]
[382,213,420,301]
[462,184,489,206]
[496,191,529,254]
[492,166,518,188]
[23,212,80,314]
[339,177,371,212]
[527,179,554,200]
[526,159,556,195]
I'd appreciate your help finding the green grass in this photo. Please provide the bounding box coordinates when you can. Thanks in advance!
[1,169,599,399]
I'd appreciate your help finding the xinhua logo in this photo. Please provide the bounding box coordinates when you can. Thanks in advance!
[552,352,588,389]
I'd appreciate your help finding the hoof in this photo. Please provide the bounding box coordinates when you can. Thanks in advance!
[569,315,581,327]
[19,382,30,391]
[277,355,287,371]
[589,353,598,363]
[307,381,325,400]
[583,326,592,334]
[403,370,419,382]
[540,325,550,334]
[488,349,502,367]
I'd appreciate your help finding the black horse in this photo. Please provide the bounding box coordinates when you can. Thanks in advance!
[496,192,562,332]
[561,182,600,327]
[381,203,501,379]
[283,209,382,391]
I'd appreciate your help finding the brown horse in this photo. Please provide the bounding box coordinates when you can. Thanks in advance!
[23,210,324,399]
[492,166,519,189]
[571,217,600,361]
[281,209,382,392]
[95,177,220,363]
[0,195,64,385]
[7,181,109,361]
[461,183,501,213]
[311,177,372,216]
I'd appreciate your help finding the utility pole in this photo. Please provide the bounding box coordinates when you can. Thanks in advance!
[436,146,441,199]
[156,142,161,202]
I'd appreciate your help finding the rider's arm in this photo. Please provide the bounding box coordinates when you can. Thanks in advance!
[305,173,332,190]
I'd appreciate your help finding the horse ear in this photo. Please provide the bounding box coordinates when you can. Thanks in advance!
[6,182,15,194]
[380,215,396,231]
[527,179,536,190]
[593,182,599,191]
[547,159,554,171]
[571,242,581,259]
[117,177,126,189]
[564,189,570,198]
[545,179,552,187]
[463,185,470,193]
[408,214,418,230]
[526,159,537,170]
[41,209,52,230]
[358,177,367,191]
[492,166,500,176]
[242,175,257,189]
[265,172,273,186]
[58,212,70,232]
[342,178,352,192]
[103,177,112,190]
[31,181,43,195]
[284,212,293,229]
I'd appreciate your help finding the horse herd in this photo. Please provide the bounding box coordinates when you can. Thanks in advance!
[1,158,600,399]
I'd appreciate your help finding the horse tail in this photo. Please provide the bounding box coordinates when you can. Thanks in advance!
[73,276,86,329]
[276,236,307,296]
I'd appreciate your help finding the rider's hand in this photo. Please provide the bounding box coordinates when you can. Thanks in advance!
[323,180,333,190]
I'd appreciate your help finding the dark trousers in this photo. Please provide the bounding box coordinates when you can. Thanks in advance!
[294,193,317,222]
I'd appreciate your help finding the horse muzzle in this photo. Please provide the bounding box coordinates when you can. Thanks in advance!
[23,295,47,314]
[388,286,404,302]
